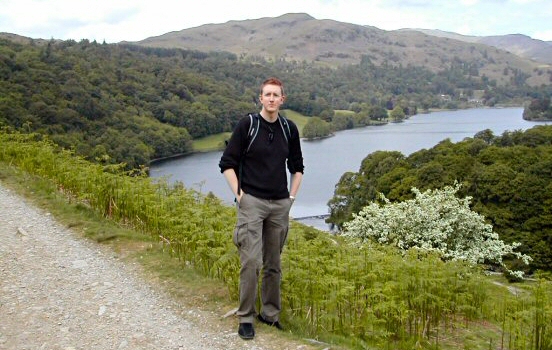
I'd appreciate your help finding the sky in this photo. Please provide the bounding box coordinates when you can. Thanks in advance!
[1,0,551,44]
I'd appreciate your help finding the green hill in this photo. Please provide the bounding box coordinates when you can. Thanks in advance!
[2,36,551,168]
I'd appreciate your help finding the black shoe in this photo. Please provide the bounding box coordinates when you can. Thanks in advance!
[238,323,255,340]
[257,314,284,330]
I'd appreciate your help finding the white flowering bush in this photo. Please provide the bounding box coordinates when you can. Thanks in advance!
[343,183,532,278]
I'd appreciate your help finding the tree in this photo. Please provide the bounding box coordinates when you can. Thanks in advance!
[389,106,406,122]
[369,105,388,121]
[474,129,495,145]
[331,113,354,131]
[342,183,532,278]
[523,97,552,121]
[302,117,332,140]
[327,171,358,227]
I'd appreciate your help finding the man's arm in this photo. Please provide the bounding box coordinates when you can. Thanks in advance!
[289,172,303,199]
[223,168,243,203]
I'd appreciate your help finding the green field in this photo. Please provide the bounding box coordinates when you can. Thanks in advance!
[192,132,232,152]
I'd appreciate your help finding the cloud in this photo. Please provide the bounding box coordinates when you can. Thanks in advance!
[1,0,551,42]
[533,30,552,42]
[1,0,140,40]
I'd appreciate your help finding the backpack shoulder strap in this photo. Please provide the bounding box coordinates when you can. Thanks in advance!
[244,113,290,152]
[278,115,292,143]
[245,113,260,154]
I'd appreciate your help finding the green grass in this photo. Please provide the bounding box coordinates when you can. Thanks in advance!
[282,109,309,136]
[192,132,231,152]
[334,109,355,116]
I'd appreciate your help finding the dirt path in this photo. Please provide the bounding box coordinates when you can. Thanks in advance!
[0,183,317,350]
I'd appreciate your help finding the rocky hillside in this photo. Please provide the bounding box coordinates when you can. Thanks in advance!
[134,13,551,87]
[410,29,552,65]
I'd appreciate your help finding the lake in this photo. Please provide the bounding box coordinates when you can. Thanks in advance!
[149,107,549,230]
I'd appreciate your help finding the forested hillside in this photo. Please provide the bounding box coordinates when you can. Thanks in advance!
[0,39,253,167]
[327,125,552,272]
[1,37,551,168]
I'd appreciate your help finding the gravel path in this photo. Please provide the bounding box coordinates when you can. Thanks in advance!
[0,183,314,350]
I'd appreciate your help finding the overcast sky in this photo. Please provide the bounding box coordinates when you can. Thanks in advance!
[1,0,551,43]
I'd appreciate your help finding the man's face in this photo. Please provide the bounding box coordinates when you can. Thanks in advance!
[259,84,285,113]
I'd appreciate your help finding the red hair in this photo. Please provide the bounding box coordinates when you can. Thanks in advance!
[260,77,285,96]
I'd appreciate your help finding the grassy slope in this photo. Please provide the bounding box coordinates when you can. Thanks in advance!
[3,123,545,349]
[282,109,310,135]
[1,163,515,350]
[0,165,324,349]
[192,132,231,152]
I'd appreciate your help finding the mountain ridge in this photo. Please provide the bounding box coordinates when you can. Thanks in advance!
[406,29,552,64]
[132,13,551,87]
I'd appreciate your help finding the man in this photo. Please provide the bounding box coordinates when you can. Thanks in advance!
[219,77,304,340]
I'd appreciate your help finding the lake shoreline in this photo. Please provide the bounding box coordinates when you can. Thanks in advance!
[150,107,543,230]
[150,105,524,166]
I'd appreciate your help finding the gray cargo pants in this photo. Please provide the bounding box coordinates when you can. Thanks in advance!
[233,193,292,324]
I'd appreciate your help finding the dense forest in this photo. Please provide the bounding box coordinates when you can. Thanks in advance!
[2,37,552,167]
[327,125,552,272]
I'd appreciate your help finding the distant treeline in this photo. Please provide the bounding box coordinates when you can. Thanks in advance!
[327,125,552,272]
[1,38,551,168]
